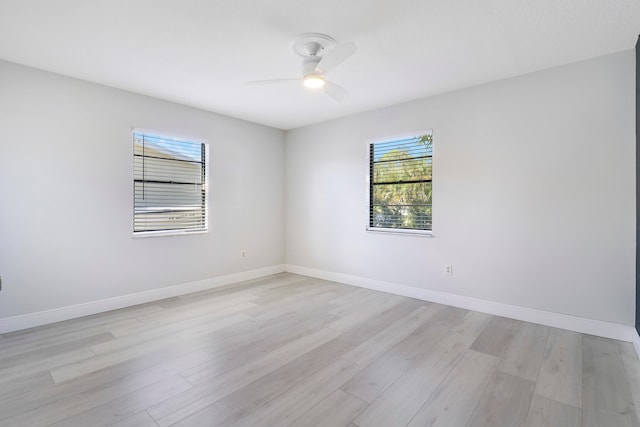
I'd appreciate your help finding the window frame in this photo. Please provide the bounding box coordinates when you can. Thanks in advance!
[132,129,209,238]
[366,130,433,237]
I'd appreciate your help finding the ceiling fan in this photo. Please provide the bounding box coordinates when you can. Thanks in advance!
[249,33,357,101]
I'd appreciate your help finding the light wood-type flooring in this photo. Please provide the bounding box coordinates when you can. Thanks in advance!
[1,272,639,426]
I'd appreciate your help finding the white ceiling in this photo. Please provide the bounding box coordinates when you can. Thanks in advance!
[0,1,638,130]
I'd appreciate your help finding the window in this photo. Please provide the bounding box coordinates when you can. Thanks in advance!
[133,131,208,235]
[368,132,433,234]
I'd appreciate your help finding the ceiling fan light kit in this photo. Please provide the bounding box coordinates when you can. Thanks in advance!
[303,75,325,88]
[249,32,356,101]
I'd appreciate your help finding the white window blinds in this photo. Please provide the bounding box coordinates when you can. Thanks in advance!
[369,133,433,232]
[133,131,208,235]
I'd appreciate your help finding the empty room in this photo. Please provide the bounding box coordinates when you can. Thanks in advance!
[1,1,639,426]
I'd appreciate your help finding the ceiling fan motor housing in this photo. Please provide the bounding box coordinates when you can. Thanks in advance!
[290,33,336,58]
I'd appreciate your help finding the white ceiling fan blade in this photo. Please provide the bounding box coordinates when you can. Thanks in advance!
[247,78,300,85]
[323,81,348,102]
[315,43,357,75]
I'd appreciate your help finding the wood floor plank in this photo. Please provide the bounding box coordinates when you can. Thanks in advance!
[232,357,364,427]
[621,342,640,361]
[342,306,467,403]
[0,328,119,363]
[193,308,326,357]
[328,296,409,333]
[470,316,520,358]
[535,328,582,407]
[110,298,257,338]
[328,286,373,306]
[289,389,368,427]
[0,304,162,347]
[342,303,443,367]
[466,371,535,427]
[248,289,343,318]
[251,279,339,305]
[407,350,499,427]
[622,347,640,424]
[0,350,212,426]
[154,337,355,427]
[181,327,339,386]
[246,289,340,322]
[0,332,115,370]
[49,313,249,383]
[0,347,96,386]
[92,304,254,355]
[50,375,192,427]
[109,411,160,427]
[146,332,348,425]
[497,322,549,381]
[0,371,52,402]
[180,312,338,383]
[139,289,257,317]
[244,287,342,319]
[524,395,581,427]
[452,310,492,338]
[582,406,640,427]
[582,335,639,426]
[328,290,405,318]
[163,273,303,306]
[353,332,475,427]
[337,298,426,346]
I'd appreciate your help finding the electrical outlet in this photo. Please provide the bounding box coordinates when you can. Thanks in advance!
[241,251,246,259]
[444,265,453,276]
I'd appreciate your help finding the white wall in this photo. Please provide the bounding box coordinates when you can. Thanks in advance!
[286,50,636,326]
[0,50,635,331]
[0,60,285,319]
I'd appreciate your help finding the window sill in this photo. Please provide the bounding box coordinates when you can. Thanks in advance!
[366,227,433,237]
[132,229,208,238]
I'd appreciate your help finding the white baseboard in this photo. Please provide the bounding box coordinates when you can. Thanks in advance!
[0,265,286,335]
[632,329,640,359]
[286,264,636,343]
